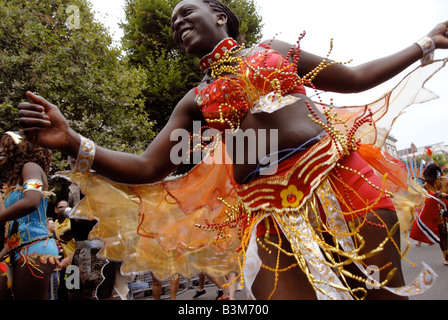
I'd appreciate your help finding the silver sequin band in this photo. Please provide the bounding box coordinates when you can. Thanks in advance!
[75,135,96,173]
[416,36,435,66]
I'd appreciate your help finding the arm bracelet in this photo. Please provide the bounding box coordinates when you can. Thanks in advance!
[23,179,43,193]
[416,36,435,66]
[74,135,96,173]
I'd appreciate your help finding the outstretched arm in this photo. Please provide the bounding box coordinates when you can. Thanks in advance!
[270,21,448,93]
[18,90,203,184]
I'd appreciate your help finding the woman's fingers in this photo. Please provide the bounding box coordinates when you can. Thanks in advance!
[18,103,51,128]
[18,102,46,113]
[18,117,51,128]
[25,91,56,111]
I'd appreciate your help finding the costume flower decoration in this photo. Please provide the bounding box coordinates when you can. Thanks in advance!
[280,185,304,208]
[7,232,21,250]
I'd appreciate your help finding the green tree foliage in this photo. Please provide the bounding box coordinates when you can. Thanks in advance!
[121,0,263,132]
[434,153,448,173]
[0,0,155,164]
[1,0,156,201]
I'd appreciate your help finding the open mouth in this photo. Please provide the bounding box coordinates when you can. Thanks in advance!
[181,29,193,42]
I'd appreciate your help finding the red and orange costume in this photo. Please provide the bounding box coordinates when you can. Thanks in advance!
[62,37,447,299]
[410,195,448,244]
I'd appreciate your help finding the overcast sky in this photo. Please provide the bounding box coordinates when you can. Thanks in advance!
[90,0,448,150]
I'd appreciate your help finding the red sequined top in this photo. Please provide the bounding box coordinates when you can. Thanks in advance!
[194,45,306,133]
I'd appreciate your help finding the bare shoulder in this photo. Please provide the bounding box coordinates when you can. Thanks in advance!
[167,88,205,132]
[21,162,47,187]
[261,38,294,58]
[173,88,202,118]
[21,162,43,175]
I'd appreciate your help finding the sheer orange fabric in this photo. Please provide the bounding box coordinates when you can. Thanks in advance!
[61,58,446,298]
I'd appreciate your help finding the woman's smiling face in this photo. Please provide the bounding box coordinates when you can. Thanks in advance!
[171,0,229,58]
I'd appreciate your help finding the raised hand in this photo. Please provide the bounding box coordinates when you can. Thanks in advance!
[18,92,74,152]
[427,21,448,49]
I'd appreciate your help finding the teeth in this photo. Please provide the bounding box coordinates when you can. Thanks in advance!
[182,29,191,40]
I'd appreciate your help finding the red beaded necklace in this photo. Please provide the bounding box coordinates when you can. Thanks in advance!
[198,37,239,73]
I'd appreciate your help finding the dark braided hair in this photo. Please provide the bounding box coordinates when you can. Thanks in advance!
[201,0,241,42]
[423,163,442,180]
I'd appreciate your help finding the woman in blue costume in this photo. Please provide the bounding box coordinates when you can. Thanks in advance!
[17,0,448,299]
[0,131,59,299]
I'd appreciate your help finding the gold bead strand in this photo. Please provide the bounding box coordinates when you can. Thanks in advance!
[210,44,246,78]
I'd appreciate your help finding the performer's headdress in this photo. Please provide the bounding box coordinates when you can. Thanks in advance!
[5,131,23,145]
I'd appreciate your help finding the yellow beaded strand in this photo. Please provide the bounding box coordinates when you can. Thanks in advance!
[210,44,245,78]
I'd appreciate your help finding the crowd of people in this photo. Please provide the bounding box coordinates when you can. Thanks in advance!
[1,0,448,300]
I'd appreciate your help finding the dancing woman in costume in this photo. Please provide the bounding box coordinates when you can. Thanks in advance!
[410,164,448,265]
[18,0,448,299]
[0,131,59,299]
